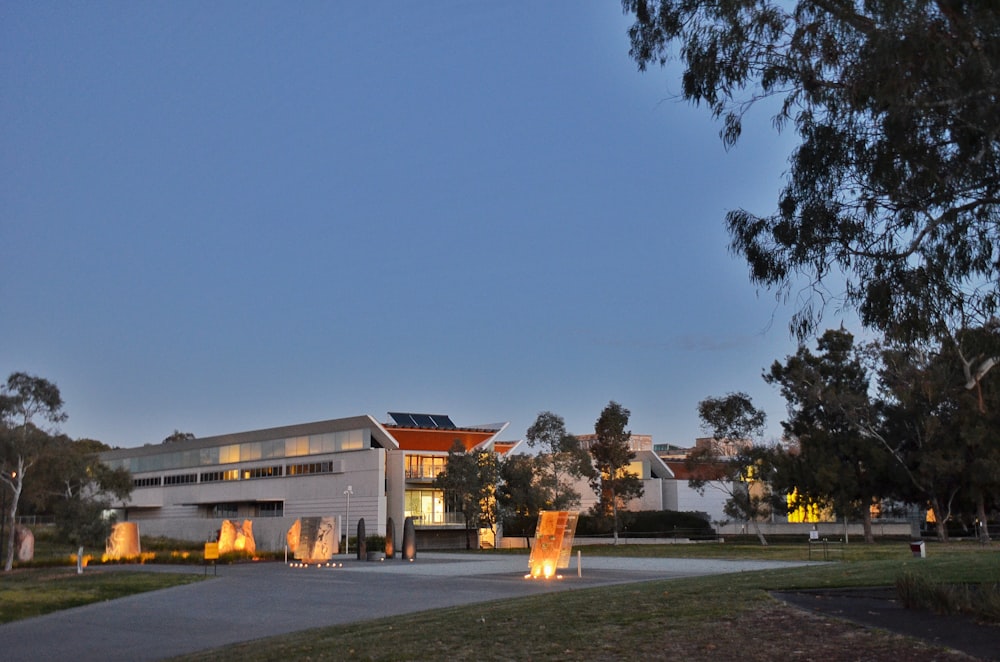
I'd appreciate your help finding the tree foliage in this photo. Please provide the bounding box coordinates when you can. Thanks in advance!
[1,372,67,571]
[765,328,892,542]
[692,392,774,544]
[588,401,644,543]
[525,411,595,510]
[434,441,500,549]
[0,373,133,567]
[874,336,999,540]
[623,1,1000,372]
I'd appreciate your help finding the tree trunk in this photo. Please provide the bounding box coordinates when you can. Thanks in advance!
[862,505,874,544]
[751,520,768,546]
[930,497,949,541]
[4,460,25,572]
[611,487,619,545]
[977,496,991,543]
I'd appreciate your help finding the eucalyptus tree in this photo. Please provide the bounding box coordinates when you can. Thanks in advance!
[765,329,891,543]
[589,401,644,544]
[875,337,999,540]
[525,411,595,510]
[0,372,67,571]
[434,441,500,549]
[623,1,1000,385]
[691,392,774,545]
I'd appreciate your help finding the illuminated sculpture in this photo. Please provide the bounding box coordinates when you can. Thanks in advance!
[385,517,395,558]
[288,516,339,563]
[218,519,256,555]
[527,511,579,579]
[105,522,141,559]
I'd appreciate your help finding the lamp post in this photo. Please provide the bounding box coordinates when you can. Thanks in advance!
[343,485,353,555]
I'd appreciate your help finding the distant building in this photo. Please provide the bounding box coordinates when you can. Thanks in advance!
[99,412,517,550]
[567,433,734,524]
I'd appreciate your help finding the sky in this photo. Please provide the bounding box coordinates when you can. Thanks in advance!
[1,2,851,450]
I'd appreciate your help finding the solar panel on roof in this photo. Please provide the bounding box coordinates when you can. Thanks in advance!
[388,412,417,426]
[388,412,457,429]
[429,414,456,429]
[410,414,435,427]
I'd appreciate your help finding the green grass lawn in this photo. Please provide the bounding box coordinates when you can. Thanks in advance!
[0,567,206,623]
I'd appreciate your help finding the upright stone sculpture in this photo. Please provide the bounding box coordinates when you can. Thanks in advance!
[218,519,256,555]
[385,517,395,559]
[356,517,366,560]
[288,516,339,563]
[14,525,34,562]
[105,522,141,559]
[402,516,416,561]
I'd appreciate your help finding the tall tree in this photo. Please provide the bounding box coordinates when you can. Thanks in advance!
[434,441,500,550]
[42,437,133,550]
[873,337,997,540]
[623,1,1000,381]
[691,393,774,545]
[588,401,644,544]
[525,411,595,510]
[765,329,891,543]
[0,372,67,571]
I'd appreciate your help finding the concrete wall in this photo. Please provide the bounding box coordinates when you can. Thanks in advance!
[716,521,917,538]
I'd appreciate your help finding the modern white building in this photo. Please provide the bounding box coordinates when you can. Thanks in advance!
[99,412,515,551]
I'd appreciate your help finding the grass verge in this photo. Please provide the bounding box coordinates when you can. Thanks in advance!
[0,568,206,624]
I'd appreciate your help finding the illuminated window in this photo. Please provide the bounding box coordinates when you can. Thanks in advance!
[405,489,448,525]
[405,455,446,480]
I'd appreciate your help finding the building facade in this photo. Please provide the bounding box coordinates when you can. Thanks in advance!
[99,413,513,551]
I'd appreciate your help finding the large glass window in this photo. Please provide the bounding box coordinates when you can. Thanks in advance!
[405,455,446,480]
[404,489,446,525]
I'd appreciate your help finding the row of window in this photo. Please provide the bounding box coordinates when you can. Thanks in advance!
[210,502,285,518]
[110,428,371,474]
[134,461,340,488]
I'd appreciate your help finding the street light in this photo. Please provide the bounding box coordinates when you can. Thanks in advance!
[343,485,353,555]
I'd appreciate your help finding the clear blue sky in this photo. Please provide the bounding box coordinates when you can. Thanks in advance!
[2,2,849,449]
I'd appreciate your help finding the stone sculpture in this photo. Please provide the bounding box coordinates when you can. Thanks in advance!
[402,516,416,561]
[356,517,366,560]
[288,516,339,563]
[385,517,395,558]
[14,525,33,562]
[218,519,256,555]
[105,522,141,559]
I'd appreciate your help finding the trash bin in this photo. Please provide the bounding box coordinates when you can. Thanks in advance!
[909,541,926,558]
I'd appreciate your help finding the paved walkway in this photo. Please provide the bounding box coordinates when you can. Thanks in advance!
[0,554,810,661]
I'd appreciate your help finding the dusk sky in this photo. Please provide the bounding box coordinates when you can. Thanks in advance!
[2,2,855,449]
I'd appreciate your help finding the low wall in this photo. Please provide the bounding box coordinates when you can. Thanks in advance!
[716,521,918,539]
[497,521,918,549]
